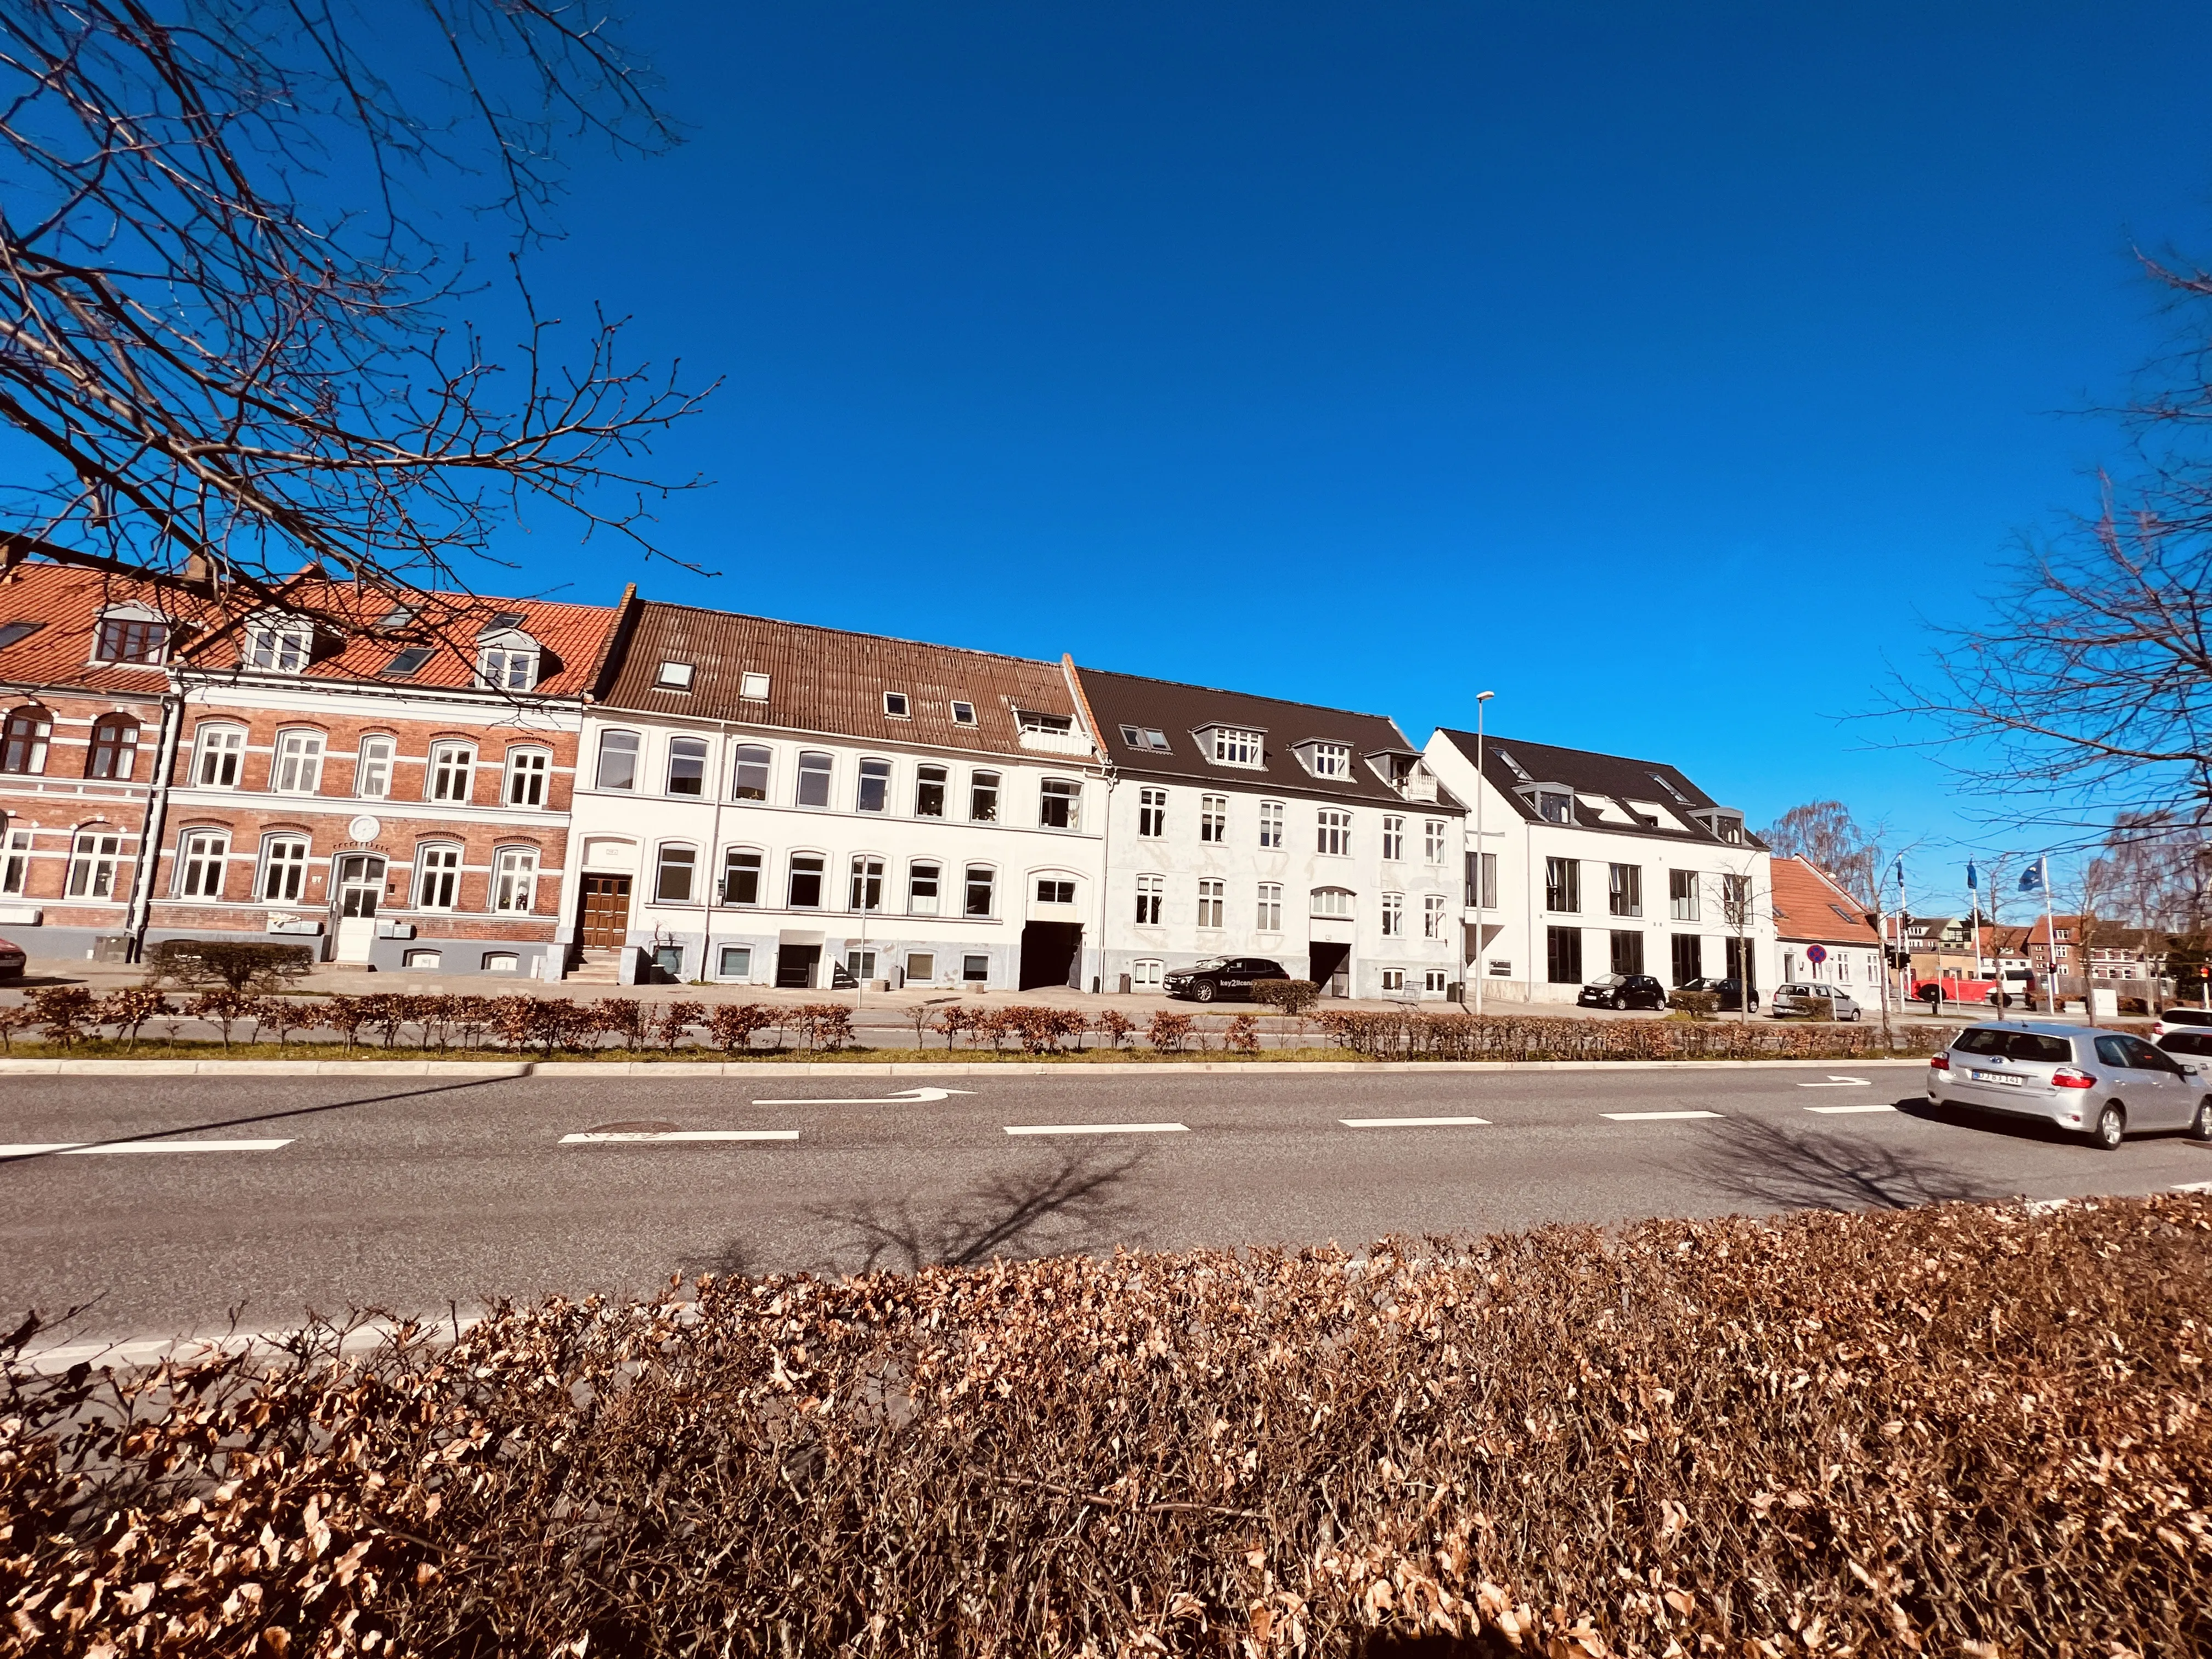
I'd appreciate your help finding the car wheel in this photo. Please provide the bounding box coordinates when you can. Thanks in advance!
[1190,981,1216,1003]
[2190,1098,2211,1143]
[2092,1102,2125,1152]
[1611,992,1627,1011]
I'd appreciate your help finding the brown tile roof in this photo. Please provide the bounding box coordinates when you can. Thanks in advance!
[0,560,233,695]
[1075,665,1460,811]
[1431,729,1752,847]
[597,603,1090,759]
[1770,857,1880,946]
[176,573,624,698]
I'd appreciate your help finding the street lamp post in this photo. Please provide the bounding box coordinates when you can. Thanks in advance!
[1471,690,1494,1017]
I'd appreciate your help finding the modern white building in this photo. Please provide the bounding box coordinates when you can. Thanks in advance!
[567,604,1107,990]
[1421,730,1778,1006]
[1074,667,1465,999]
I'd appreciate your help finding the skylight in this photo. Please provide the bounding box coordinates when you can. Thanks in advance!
[1650,771,1692,804]
[883,691,910,718]
[0,622,43,650]
[949,700,977,725]
[385,646,433,678]
[1493,748,1532,782]
[656,661,695,690]
[483,611,527,633]
[740,672,770,699]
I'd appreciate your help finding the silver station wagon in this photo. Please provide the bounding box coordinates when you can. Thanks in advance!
[1927,1021,2212,1150]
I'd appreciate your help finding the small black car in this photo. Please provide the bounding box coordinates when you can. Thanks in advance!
[1577,973,1668,1011]
[1677,975,1760,1012]
[1163,957,1290,1003]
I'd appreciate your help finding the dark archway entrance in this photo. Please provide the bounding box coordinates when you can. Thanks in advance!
[1307,941,1351,997]
[1019,921,1084,990]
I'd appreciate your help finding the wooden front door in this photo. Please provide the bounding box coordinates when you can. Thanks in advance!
[579,874,632,948]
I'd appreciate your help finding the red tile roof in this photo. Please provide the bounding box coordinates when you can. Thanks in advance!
[0,560,233,695]
[1769,857,1879,946]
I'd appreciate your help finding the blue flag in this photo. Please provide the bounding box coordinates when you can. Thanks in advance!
[2019,858,2046,894]
[1965,860,1978,890]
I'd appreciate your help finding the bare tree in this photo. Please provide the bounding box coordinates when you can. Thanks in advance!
[0,0,713,615]
[1713,861,1767,1027]
[1895,250,2212,841]
[1759,800,1880,905]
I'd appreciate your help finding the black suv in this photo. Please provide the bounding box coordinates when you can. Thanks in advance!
[1677,975,1759,1012]
[1163,957,1290,1003]
[1577,973,1668,1011]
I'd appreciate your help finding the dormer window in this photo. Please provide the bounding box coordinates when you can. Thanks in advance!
[740,672,770,700]
[93,611,170,664]
[244,617,313,673]
[1691,806,1747,844]
[883,691,910,718]
[477,639,539,691]
[1301,741,1351,779]
[1016,709,1074,735]
[1538,791,1574,825]
[1207,726,1265,767]
[656,661,695,690]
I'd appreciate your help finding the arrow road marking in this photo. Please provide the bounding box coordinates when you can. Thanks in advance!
[1003,1122,1188,1137]
[1601,1110,1722,1121]
[1797,1076,1872,1088]
[0,1139,294,1157]
[560,1130,799,1144]
[1339,1115,1492,1129]
[751,1086,976,1106]
[2174,1181,2212,1194]
[1804,1103,1899,1115]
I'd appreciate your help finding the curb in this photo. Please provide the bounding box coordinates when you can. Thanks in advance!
[0,1056,1937,1078]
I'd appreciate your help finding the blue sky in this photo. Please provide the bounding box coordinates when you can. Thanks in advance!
[501,1,2212,914]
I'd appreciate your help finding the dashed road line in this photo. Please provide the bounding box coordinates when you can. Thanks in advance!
[1003,1122,1188,1137]
[751,1087,974,1106]
[1600,1110,1722,1122]
[1797,1076,1872,1088]
[2174,1181,2212,1194]
[560,1130,798,1144]
[0,1139,294,1156]
[1804,1103,1899,1115]
[1339,1115,1492,1130]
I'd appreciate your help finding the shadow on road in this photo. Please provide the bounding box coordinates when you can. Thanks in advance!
[710,1145,1153,1278]
[1681,1110,1994,1213]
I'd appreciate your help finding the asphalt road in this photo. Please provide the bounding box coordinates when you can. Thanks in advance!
[4,1064,2208,1344]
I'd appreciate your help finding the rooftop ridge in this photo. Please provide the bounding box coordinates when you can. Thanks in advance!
[635,599,1065,674]
[1435,728,1702,780]
[1076,662,1410,730]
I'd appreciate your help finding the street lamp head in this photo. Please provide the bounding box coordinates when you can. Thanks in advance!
[1476,690,1495,702]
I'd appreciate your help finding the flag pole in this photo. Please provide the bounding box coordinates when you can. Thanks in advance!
[2039,857,2059,1019]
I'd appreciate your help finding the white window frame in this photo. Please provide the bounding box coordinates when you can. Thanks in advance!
[795,750,833,809]
[1256,882,1282,932]
[1211,727,1264,767]
[731,743,772,802]
[67,830,122,899]
[667,736,710,798]
[963,863,996,918]
[245,618,313,673]
[504,747,550,808]
[1381,968,1406,992]
[1200,795,1227,843]
[856,757,892,814]
[414,843,464,912]
[596,729,641,791]
[907,859,941,916]
[177,829,229,899]
[1381,816,1404,861]
[272,729,326,795]
[1424,893,1447,939]
[476,645,538,691]
[1424,820,1446,864]
[1,827,33,894]
[427,741,475,804]
[850,854,885,912]
[192,724,245,789]
[1258,800,1284,848]
[655,842,700,905]
[721,846,765,906]
[1197,878,1224,928]
[1311,887,1353,918]
[1380,891,1404,937]
[260,836,310,902]
[1317,809,1351,857]
[355,735,395,800]
[1137,787,1167,838]
[1040,776,1081,830]
[1307,742,1350,778]
[492,846,539,913]
[1130,958,1164,989]
[1135,872,1164,926]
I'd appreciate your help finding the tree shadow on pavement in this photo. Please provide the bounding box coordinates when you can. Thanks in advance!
[710,1146,1153,1279]
[1680,1112,1995,1214]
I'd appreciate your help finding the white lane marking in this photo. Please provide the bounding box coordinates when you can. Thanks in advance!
[1600,1110,1723,1121]
[1805,1103,1899,1115]
[0,1139,294,1155]
[1798,1076,1872,1088]
[1339,1115,1492,1129]
[560,1130,798,1144]
[752,1086,975,1105]
[2174,1181,2212,1194]
[1003,1122,1188,1137]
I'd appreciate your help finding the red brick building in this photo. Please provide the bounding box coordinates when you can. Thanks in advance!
[0,558,632,978]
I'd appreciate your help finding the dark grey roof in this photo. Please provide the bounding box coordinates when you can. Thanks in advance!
[1432,730,1760,848]
[1076,666,1463,812]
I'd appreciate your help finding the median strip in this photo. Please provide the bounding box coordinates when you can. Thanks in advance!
[1002,1122,1189,1137]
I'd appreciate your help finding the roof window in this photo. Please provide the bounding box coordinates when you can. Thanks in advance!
[740,672,770,700]
[93,613,170,665]
[949,699,977,725]
[477,641,538,691]
[483,611,528,633]
[656,661,695,690]
[1493,748,1532,782]
[0,622,42,650]
[379,604,419,630]
[1119,724,1172,753]
[883,691,910,718]
[1650,771,1692,804]
[384,646,434,678]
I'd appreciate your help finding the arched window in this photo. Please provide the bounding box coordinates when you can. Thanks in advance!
[794,751,832,808]
[272,729,325,794]
[654,842,698,903]
[426,741,474,803]
[2,708,51,775]
[86,715,138,780]
[66,828,121,898]
[1311,887,1355,918]
[355,734,396,799]
[414,843,463,911]
[1130,960,1164,989]
[849,854,884,911]
[492,846,539,912]
[595,729,639,791]
[504,747,550,807]
[730,743,771,800]
[787,851,825,909]
[177,828,229,898]
[192,723,244,788]
[720,846,763,905]
[259,836,310,902]
[856,758,890,813]
[481,952,520,973]
[667,736,708,796]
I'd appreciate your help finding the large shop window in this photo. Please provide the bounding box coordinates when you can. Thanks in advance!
[1545,926,1584,984]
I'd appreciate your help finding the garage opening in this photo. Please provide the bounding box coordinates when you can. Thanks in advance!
[1018,921,1083,991]
[1307,941,1351,997]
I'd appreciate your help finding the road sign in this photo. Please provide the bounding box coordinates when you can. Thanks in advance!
[1805,944,1827,964]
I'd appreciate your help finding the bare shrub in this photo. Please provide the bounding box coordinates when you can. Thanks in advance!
[1146,1009,1194,1052]
[707,1003,770,1056]
[25,985,96,1049]
[95,986,168,1051]
[657,1001,705,1052]
[590,996,651,1052]
[187,988,257,1051]
[1092,1008,1135,1049]
[1225,1013,1260,1053]
[932,1005,973,1050]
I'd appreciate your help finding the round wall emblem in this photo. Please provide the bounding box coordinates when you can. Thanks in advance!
[347,815,382,842]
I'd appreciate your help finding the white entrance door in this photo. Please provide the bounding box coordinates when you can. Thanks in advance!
[333,854,386,964]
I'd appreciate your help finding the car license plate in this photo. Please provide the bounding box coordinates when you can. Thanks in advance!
[1970,1069,2023,1087]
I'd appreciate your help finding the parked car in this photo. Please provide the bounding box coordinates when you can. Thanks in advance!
[1677,975,1759,1012]
[1770,983,1864,1022]
[0,937,22,980]
[2151,1007,2212,1041]
[1162,957,1289,1003]
[1576,973,1667,1011]
[1927,1020,2211,1149]
[2158,1028,2212,1063]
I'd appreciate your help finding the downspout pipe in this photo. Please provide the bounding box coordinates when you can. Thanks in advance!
[123,689,184,963]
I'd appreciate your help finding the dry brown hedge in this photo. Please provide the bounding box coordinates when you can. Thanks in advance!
[5,1197,2209,1656]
